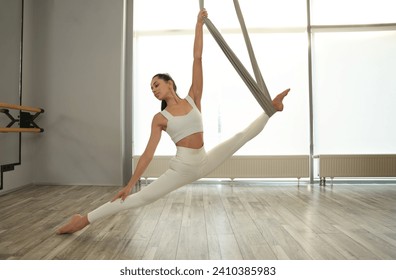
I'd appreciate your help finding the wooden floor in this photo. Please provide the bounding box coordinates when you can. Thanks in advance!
[0,182,396,260]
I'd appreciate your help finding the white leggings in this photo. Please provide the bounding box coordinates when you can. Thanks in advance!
[87,113,269,223]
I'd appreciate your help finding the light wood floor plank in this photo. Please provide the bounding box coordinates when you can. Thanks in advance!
[142,188,185,260]
[282,225,345,259]
[176,186,209,259]
[202,184,235,259]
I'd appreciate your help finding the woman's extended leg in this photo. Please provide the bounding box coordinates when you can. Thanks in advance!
[200,112,268,176]
[57,157,202,234]
[86,169,196,223]
[200,88,289,176]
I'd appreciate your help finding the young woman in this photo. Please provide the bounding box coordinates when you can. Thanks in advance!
[57,9,289,234]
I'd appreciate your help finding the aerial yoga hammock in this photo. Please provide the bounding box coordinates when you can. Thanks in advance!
[199,0,276,117]
[56,1,289,234]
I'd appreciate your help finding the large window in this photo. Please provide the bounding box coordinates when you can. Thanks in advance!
[310,0,396,156]
[133,0,396,166]
[311,0,396,25]
[133,0,309,156]
[312,30,396,154]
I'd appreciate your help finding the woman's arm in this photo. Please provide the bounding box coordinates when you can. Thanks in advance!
[112,114,163,202]
[188,9,207,110]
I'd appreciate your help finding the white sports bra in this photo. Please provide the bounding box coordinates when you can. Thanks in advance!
[160,95,203,144]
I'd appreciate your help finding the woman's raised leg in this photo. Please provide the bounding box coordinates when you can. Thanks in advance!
[200,88,289,176]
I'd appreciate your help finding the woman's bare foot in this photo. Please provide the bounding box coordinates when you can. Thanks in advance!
[56,214,89,234]
[272,88,290,111]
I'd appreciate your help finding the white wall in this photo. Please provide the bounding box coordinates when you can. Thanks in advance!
[2,0,129,193]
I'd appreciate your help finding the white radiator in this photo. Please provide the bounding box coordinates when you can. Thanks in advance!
[133,155,310,180]
[315,154,396,179]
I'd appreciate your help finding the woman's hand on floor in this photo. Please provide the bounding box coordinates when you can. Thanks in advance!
[111,185,132,202]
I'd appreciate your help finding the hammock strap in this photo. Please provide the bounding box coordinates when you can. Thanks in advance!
[199,0,276,116]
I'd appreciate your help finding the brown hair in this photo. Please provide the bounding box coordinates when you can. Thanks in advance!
[152,73,178,110]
